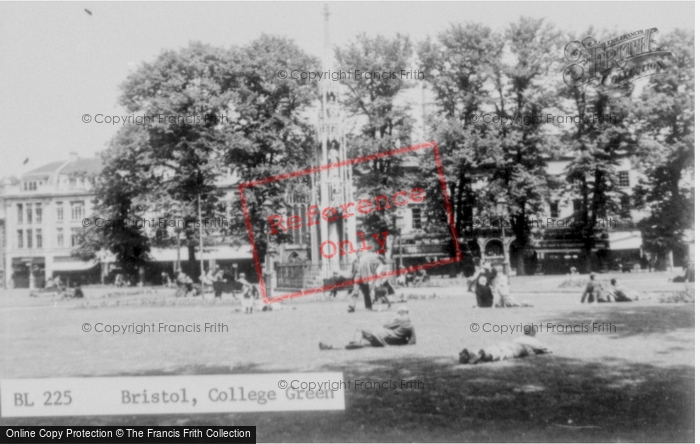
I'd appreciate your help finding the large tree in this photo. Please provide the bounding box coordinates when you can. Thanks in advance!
[633,29,695,269]
[560,30,638,272]
[418,23,503,272]
[489,17,563,275]
[336,33,415,260]
[79,37,318,275]
[74,124,154,280]
[223,35,318,260]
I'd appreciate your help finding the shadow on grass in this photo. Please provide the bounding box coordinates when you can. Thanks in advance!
[544,304,694,339]
[1,355,693,442]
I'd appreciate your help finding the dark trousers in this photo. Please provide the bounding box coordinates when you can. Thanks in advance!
[359,283,372,309]
[475,286,494,307]
[213,281,223,298]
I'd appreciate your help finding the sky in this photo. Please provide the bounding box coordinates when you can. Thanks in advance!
[0,1,694,179]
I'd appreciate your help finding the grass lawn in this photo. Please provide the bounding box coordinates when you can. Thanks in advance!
[0,274,694,442]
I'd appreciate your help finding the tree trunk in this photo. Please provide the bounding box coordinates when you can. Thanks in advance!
[583,250,594,273]
[515,250,525,276]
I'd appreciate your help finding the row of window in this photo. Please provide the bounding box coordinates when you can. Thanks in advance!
[22,177,94,193]
[16,202,84,224]
[16,228,80,249]
[22,181,43,191]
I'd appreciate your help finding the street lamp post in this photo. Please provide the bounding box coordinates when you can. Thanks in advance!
[392,214,404,269]
[497,198,511,276]
[197,194,205,279]
[171,204,183,273]
[261,199,275,296]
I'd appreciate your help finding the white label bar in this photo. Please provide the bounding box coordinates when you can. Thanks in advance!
[1,373,345,417]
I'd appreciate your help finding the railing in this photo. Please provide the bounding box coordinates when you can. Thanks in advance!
[275,263,322,290]
[275,261,355,290]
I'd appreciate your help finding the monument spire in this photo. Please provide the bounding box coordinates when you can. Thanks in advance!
[312,3,356,276]
[323,4,332,72]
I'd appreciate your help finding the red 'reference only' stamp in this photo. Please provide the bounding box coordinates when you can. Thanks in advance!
[238,142,460,303]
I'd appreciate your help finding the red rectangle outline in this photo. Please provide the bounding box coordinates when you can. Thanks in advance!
[238,141,461,303]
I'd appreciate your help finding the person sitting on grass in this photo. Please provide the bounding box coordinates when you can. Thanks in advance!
[176,271,194,297]
[59,283,84,299]
[492,264,533,307]
[608,278,637,302]
[72,284,84,299]
[474,262,495,308]
[412,269,429,287]
[320,307,416,350]
[459,326,551,364]
[580,273,614,303]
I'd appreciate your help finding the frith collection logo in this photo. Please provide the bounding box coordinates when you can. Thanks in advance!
[563,28,673,89]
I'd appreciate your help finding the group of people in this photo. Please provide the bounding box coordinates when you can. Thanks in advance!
[173,266,259,313]
[580,273,639,303]
[468,261,531,308]
[396,269,429,287]
[30,275,84,299]
[345,252,399,312]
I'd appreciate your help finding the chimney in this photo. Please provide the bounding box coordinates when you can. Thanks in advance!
[69,152,78,162]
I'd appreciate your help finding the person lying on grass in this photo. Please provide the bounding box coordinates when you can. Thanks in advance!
[458,326,551,364]
[319,307,416,350]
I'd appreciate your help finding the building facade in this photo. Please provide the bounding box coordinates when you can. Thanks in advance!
[2,153,102,288]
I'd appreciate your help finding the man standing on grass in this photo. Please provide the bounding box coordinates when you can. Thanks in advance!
[351,252,386,311]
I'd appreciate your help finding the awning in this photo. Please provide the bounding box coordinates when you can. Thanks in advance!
[150,245,253,262]
[52,260,99,272]
[608,231,642,250]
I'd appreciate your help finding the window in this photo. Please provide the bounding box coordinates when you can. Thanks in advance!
[550,201,559,218]
[26,204,33,224]
[573,199,582,213]
[23,181,37,191]
[36,229,42,249]
[71,228,80,247]
[618,171,630,187]
[56,203,63,222]
[411,208,422,229]
[17,204,23,224]
[57,228,64,248]
[35,204,42,224]
[71,202,85,221]
[27,229,33,249]
[620,195,631,218]
[17,230,23,249]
